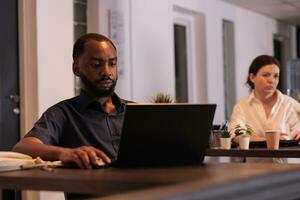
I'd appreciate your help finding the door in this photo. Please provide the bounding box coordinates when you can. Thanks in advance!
[0,0,19,151]
[0,0,21,199]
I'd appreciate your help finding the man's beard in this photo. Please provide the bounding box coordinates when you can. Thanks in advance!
[79,74,117,97]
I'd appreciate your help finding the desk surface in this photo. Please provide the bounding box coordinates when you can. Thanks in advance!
[205,147,300,158]
[1,163,300,200]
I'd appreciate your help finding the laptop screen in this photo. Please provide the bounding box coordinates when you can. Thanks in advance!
[116,103,216,167]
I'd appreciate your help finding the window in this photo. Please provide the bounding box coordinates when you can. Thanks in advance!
[74,0,87,95]
[74,0,87,40]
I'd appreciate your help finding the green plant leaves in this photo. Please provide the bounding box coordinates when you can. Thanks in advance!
[152,93,175,103]
[234,124,254,136]
[221,131,231,138]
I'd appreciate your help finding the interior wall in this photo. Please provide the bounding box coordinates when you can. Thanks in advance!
[36,0,74,116]
[234,7,277,99]
[131,0,175,102]
[96,0,277,123]
[88,0,133,100]
[33,0,280,124]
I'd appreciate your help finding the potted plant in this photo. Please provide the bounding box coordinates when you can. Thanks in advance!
[220,130,231,149]
[234,124,254,150]
[151,93,175,103]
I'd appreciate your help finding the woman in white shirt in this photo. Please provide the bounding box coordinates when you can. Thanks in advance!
[230,55,300,142]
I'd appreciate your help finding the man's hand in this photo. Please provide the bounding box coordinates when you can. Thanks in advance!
[13,137,111,169]
[58,146,111,169]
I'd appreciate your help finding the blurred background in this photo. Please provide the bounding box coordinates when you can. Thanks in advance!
[0,0,300,199]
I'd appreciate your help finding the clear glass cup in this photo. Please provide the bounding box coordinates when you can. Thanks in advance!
[209,130,223,148]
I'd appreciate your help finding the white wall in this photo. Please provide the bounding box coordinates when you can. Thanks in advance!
[33,1,281,138]
[131,0,176,102]
[234,7,276,99]
[88,0,133,100]
[32,0,280,127]
[92,0,277,123]
[36,0,74,116]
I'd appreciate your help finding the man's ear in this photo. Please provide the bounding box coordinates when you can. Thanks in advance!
[73,62,80,76]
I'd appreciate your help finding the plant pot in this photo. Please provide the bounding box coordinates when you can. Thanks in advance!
[220,138,231,149]
[239,136,250,149]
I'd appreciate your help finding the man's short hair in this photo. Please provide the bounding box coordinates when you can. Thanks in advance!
[72,33,117,62]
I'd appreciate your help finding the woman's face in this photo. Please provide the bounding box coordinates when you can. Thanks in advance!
[249,64,280,96]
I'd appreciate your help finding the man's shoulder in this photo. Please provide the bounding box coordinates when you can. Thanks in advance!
[44,96,80,114]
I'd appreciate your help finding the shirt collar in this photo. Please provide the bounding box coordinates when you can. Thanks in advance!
[275,90,285,106]
[78,90,126,113]
[248,90,284,105]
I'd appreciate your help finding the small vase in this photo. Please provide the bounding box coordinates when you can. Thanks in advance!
[220,138,231,149]
[239,136,250,149]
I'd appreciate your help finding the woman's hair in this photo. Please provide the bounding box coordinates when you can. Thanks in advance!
[246,55,280,90]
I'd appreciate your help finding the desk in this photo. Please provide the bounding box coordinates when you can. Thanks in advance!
[205,147,300,158]
[1,163,300,199]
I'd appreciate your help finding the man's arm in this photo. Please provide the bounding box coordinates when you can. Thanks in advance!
[13,137,111,169]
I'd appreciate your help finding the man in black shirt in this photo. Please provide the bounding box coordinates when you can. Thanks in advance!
[13,33,128,169]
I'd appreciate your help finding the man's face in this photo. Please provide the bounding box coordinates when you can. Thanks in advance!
[73,39,118,97]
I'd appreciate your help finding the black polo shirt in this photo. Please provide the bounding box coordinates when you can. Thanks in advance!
[25,91,127,159]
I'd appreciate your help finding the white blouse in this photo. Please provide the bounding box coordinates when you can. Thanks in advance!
[229,90,300,138]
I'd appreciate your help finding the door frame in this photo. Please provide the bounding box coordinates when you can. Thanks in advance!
[18,1,39,199]
[18,0,38,137]
[173,6,207,103]
[173,12,196,103]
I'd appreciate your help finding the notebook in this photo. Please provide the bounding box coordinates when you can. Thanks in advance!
[0,152,62,172]
[113,103,216,167]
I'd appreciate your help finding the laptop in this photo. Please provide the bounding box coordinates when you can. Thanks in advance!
[113,103,216,167]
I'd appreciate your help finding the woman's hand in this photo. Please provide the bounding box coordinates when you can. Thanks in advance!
[280,132,289,140]
[290,131,300,140]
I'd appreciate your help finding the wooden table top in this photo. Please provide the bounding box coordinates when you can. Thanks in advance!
[1,163,300,199]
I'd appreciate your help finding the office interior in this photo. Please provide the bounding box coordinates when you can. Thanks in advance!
[1,0,300,199]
